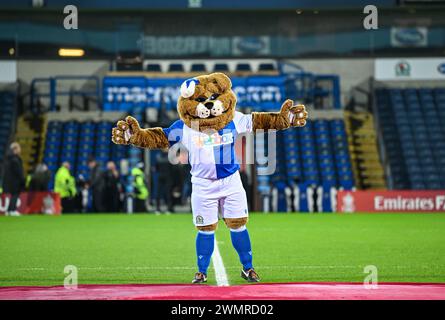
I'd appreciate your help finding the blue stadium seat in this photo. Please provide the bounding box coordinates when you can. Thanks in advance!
[168,63,184,72]
[146,63,162,72]
[213,63,229,72]
[235,63,252,72]
[258,63,276,71]
[191,63,206,72]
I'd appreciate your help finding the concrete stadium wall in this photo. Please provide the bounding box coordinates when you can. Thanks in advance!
[17,60,110,85]
[46,111,126,122]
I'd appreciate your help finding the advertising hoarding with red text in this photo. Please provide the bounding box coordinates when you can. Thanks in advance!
[337,190,445,213]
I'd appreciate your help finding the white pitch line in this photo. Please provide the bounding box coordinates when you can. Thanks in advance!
[212,238,229,286]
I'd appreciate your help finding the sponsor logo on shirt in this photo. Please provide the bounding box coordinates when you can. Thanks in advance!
[193,132,234,148]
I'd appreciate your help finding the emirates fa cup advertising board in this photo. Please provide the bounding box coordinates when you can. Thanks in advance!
[337,190,445,213]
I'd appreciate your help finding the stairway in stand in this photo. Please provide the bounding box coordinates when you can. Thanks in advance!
[345,110,386,190]
[14,115,46,176]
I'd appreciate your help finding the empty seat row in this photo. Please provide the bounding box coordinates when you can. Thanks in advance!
[145,62,276,73]
[271,119,354,190]
[43,120,128,188]
[375,87,445,189]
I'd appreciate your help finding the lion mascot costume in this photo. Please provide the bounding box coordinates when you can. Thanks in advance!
[112,72,308,283]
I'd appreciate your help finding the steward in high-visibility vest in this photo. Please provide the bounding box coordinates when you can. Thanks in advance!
[131,165,148,213]
[54,162,77,213]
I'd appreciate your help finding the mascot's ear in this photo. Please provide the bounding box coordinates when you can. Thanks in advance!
[180,78,200,98]
[207,73,232,92]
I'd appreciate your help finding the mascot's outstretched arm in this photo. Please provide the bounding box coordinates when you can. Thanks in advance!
[112,116,169,149]
[252,99,308,131]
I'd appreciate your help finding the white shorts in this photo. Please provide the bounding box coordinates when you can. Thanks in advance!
[191,171,249,226]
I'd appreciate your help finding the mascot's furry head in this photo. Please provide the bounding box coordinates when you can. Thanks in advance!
[177,73,236,132]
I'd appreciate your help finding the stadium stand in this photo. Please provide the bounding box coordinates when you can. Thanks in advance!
[101,62,351,211]
[275,119,353,187]
[43,119,129,189]
[31,60,349,212]
[375,87,445,190]
[265,116,354,212]
[0,91,16,167]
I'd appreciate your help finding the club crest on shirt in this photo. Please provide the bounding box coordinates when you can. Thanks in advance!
[196,215,204,224]
[193,132,234,148]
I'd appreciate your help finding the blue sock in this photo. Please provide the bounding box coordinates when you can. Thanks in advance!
[196,231,215,275]
[230,226,253,270]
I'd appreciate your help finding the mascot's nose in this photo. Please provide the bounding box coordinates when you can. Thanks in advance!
[205,102,214,109]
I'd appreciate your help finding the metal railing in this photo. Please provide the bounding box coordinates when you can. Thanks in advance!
[30,76,101,113]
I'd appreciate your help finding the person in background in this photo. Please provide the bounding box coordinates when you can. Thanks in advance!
[178,151,191,206]
[74,174,88,213]
[88,158,104,213]
[102,161,122,212]
[28,163,51,191]
[239,169,251,208]
[2,142,25,216]
[131,162,149,213]
[54,162,77,213]
[307,183,320,213]
[155,149,175,214]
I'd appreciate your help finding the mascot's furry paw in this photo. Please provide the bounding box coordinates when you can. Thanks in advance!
[112,116,169,149]
[112,116,142,145]
[280,99,308,127]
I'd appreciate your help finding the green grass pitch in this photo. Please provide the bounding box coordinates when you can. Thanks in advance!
[0,213,444,286]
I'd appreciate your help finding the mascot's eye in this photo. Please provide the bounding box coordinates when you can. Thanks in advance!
[210,94,220,100]
[195,97,206,103]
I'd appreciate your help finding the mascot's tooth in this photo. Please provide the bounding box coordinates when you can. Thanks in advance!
[211,107,223,116]
[210,100,224,116]
[196,103,210,118]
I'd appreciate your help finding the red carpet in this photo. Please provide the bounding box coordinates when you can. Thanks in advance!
[1,282,444,300]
